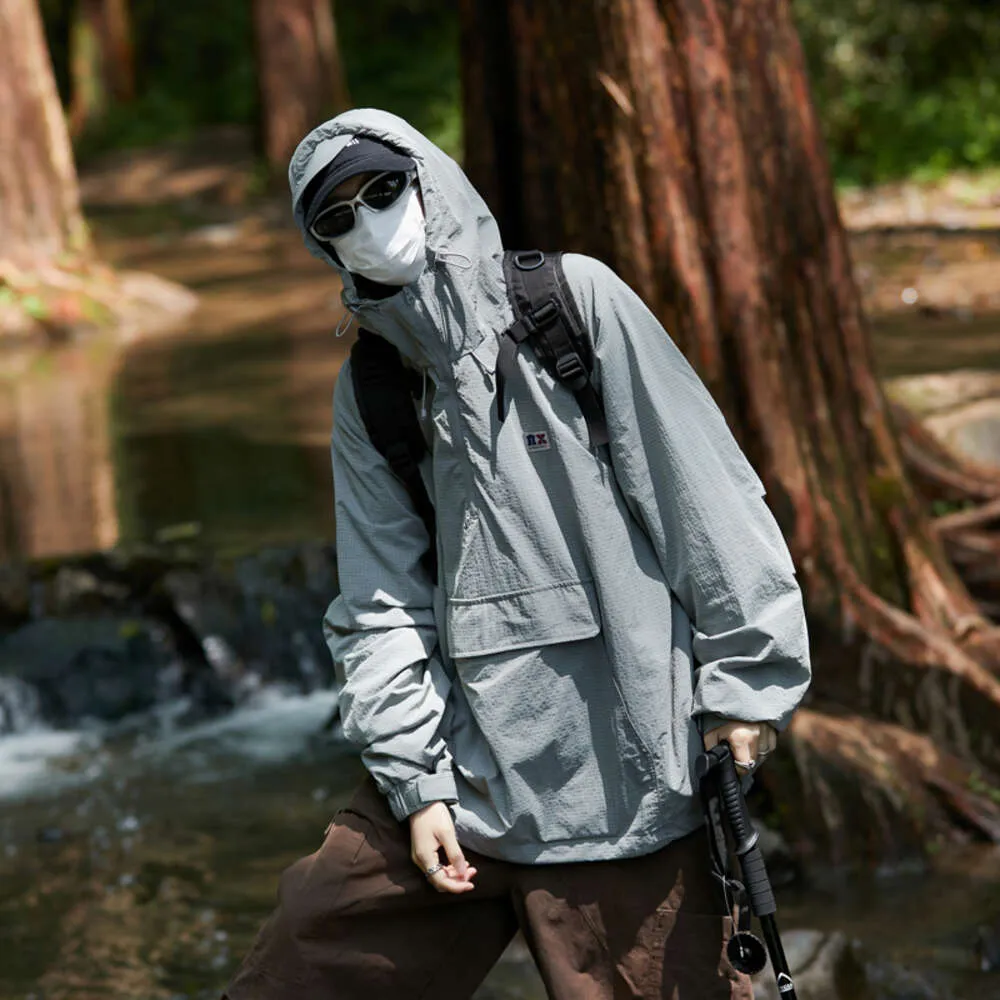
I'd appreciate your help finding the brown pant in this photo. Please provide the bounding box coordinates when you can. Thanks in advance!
[224,777,753,999]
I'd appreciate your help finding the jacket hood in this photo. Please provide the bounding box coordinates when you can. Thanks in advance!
[289,108,508,369]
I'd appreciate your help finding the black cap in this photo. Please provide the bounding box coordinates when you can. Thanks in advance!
[303,136,415,224]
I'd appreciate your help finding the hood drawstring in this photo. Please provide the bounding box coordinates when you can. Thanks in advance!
[335,307,357,338]
[436,250,473,270]
[420,368,429,420]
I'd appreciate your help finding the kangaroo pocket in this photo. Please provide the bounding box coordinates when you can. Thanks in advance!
[446,581,658,843]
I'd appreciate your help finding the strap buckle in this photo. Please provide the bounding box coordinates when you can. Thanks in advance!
[523,298,559,335]
[555,351,587,385]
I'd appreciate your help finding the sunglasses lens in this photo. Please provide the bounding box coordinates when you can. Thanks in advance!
[312,204,355,240]
[309,170,413,242]
[362,171,409,210]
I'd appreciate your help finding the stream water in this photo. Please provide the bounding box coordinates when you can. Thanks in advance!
[2,692,1000,999]
[2,217,1000,998]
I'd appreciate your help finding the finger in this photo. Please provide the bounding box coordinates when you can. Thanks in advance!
[416,849,474,894]
[410,829,440,876]
[444,863,478,885]
[757,725,778,757]
[438,824,469,877]
[725,726,759,767]
[702,726,722,751]
[428,868,476,894]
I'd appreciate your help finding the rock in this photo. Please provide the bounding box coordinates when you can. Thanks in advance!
[50,566,130,616]
[925,398,1000,469]
[884,369,1000,469]
[753,930,869,999]
[752,930,956,1000]
[473,934,546,999]
[0,562,31,627]
[863,957,946,999]
[161,569,246,683]
[753,818,799,888]
[0,617,173,724]
[232,543,338,690]
[51,567,103,614]
[159,546,337,693]
[113,271,198,341]
[0,541,341,726]
[885,371,1000,417]
[185,223,244,247]
[976,918,1000,971]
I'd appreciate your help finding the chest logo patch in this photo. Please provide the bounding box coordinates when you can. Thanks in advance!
[524,431,551,451]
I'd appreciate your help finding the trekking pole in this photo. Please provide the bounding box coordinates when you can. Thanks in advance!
[696,741,798,998]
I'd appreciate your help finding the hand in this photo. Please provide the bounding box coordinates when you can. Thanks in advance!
[703,721,777,773]
[409,801,477,894]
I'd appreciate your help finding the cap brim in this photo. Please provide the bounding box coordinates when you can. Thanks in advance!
[304,141,415,226]
[325,143,414,189]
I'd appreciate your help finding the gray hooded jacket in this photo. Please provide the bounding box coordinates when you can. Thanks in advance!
[290,109,811,864]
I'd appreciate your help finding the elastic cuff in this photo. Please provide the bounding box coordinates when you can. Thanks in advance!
[695,712,732,736]
[695,712,789,735]
[385,769,459,821]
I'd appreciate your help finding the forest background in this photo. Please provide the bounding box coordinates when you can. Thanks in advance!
[39,0,1000,185]
[3,0,1000,996]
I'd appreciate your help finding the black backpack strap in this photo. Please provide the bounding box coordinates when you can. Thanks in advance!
[349,329,437,581]
[497,250,609,448]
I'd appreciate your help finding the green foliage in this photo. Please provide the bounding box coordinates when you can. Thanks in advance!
[110,7,255,154]
[793,0,1000,183]
[339,0,462,159]
[968,768,1000,806]
[42,0,257,158]
[41,0,460,163]
[930,498,978,517]
[39,0,1000,182]
[21,295,48,320]
[867,471,906,512]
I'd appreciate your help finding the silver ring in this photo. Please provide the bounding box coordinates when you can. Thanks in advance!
[734,758,756,772]
[424,863,445,879]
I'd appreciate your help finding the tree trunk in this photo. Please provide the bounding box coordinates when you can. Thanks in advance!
[460,0,1000,774]
[0,0,89,271]
[68,0,135,138]
[253,0,351,177]
[0,347,119,559]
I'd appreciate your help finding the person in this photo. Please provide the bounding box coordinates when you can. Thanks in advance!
[223,108,812,1000]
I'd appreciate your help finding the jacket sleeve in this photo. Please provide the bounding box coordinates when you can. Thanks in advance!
[323,359,458,820]
[562,254,811,734]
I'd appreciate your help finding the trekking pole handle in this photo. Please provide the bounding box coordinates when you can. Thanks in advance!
[708,742,777,918]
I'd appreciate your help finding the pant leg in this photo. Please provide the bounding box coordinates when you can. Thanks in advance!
[512,828,753,1000]
[224,776,519,1000]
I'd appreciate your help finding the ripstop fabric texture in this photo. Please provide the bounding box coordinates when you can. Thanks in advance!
[288,108,812,864]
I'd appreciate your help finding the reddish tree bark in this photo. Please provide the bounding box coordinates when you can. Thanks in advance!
[253,0,351,176]
[0,0,89,270]
[68,0,135,138]
[460,0,1000,781]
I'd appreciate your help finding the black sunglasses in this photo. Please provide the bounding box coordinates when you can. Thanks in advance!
[308,170,416,242]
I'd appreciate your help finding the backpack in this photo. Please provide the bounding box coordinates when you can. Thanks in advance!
[349,250,609,581]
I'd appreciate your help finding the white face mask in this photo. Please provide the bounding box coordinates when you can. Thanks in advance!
[331,183,427,286]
